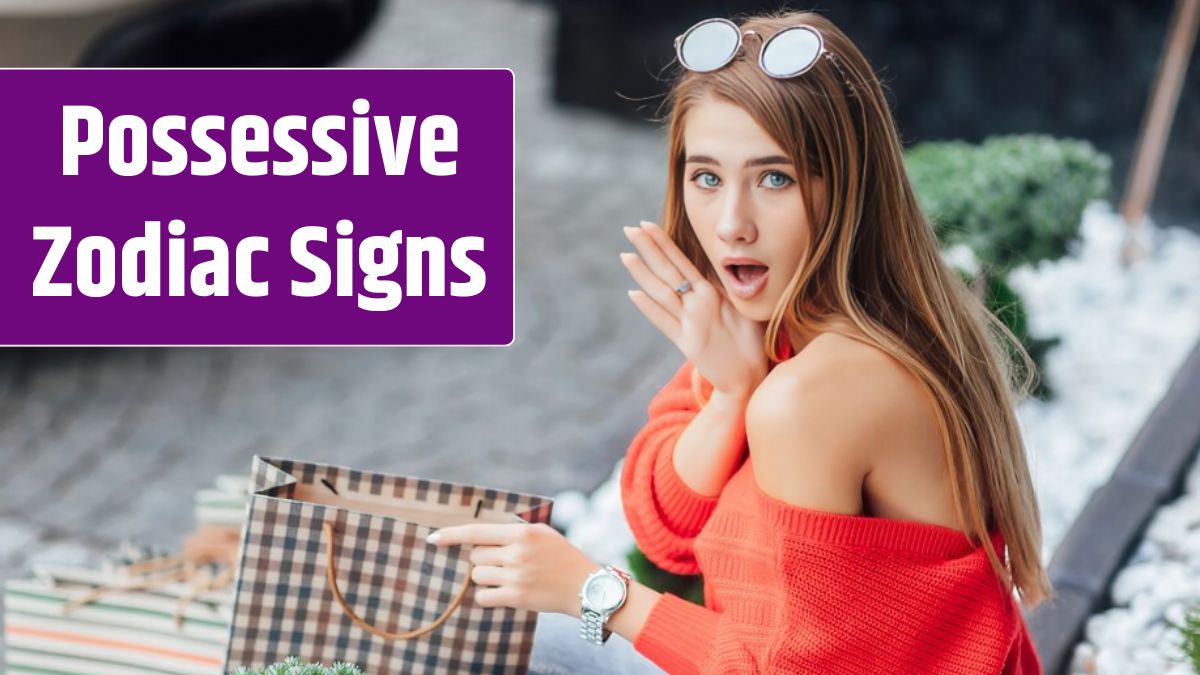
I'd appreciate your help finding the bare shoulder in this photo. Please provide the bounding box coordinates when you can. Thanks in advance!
[745,332,937,515]
[750,331,929,433]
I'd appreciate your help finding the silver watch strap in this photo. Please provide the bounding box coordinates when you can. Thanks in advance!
[579,565,631,645]
[580,607,610,645]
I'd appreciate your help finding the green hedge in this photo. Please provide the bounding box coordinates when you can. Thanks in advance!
[626,546,704,606]
[953,267,1061,399]
[1167,601,1200,672]
[906,134,1110,275]
[909,134,1110,400]
[233,657,363,675]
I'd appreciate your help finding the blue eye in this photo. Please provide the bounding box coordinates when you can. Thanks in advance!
[692,171,720,189]
[760,171,794,189]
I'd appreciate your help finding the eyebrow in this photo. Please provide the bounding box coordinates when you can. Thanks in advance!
[684,154,792,168]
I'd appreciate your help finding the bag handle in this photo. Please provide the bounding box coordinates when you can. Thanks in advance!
[322,520,473,640]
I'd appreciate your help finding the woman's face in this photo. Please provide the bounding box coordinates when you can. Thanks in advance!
[681,95,824,322]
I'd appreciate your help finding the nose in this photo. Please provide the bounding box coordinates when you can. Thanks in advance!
[715,182,757,244]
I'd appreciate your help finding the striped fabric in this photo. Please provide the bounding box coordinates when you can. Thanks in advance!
[4,564,232,675]
[194,474,251,528]
[225,456,554,674]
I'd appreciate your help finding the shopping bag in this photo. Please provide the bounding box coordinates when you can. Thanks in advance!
[224,456,554,674]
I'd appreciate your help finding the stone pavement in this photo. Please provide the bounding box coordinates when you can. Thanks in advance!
[0,0,684,595]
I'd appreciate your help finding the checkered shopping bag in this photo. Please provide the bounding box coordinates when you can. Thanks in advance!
[224,456,554,674]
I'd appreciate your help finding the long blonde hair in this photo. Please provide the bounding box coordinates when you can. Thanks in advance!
[659,10,1052,609]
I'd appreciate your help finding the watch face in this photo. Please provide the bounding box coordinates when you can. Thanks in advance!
[585,574,624,610]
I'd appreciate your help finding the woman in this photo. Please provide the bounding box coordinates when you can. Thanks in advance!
[430,9,1050,674]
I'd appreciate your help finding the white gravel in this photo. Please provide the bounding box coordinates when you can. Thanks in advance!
[1069,455,1200,674]
[1011,202,1200,559]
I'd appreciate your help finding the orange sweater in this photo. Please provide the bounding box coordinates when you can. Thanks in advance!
[620,359,1043,674]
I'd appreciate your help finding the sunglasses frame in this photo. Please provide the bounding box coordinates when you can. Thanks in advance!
[673,18,828,80]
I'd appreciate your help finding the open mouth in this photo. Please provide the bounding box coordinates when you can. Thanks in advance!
[724,264,770,299]
[728,264,768,283]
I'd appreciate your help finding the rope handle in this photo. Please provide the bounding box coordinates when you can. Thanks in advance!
[322,520,473,641]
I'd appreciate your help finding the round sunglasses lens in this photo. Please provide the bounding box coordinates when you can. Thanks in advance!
[679,20,740,72]
[761,26,823,78]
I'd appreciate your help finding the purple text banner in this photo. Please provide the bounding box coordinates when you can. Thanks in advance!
[0,69,514,345]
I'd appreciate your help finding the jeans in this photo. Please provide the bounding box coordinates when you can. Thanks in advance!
[526,611,669,675]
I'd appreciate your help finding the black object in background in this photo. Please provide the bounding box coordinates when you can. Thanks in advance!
[78,0,382,67]
[551,0,1200,228]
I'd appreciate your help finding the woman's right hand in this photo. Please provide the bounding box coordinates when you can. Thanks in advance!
[620,220,769,399]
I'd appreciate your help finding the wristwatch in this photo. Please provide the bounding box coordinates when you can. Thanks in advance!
[578,565,632,645]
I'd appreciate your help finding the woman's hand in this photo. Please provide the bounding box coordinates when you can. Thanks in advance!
[621,220,768,398]
[426,522,601,618]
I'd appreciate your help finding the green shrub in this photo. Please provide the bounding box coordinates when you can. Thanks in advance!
[626,546,704,606]
[232,656,364,675]
[908,135,1109,400]
[953,267,1059,399]
[907,134,1111,276]
[1166,601,1200,673]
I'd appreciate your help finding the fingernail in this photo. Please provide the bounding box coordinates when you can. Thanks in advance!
[639,220,652,228]
[425,531,441,544]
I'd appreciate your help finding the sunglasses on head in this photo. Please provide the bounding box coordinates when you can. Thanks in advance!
[674,18,829,79]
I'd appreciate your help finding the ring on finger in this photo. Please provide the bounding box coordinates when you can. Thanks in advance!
[674,280,693,296]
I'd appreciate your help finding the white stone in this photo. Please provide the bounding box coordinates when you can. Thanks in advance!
[1070,641,1097,674]
[1094,647,1133,675]
[549,489,588,531]
[1059,207,1200,675]
[1128,646,1170,674]
[1112,562,1164,606]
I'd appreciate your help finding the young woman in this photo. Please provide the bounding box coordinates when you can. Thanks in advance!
[430,10,1051,674]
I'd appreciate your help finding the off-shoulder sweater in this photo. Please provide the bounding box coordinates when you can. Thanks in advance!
[619,358,1043,674]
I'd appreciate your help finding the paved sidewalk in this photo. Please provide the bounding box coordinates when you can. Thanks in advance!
[0,0,683,589]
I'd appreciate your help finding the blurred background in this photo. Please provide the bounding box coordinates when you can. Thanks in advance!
[0,1,1198,673]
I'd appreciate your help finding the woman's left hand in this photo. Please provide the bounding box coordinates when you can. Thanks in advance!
[426,522,601,618]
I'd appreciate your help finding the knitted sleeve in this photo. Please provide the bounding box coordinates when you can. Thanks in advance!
[619,361,732,575]
[633,547,1036,672]
[633,592,723,674]
[633,524,1036,674]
